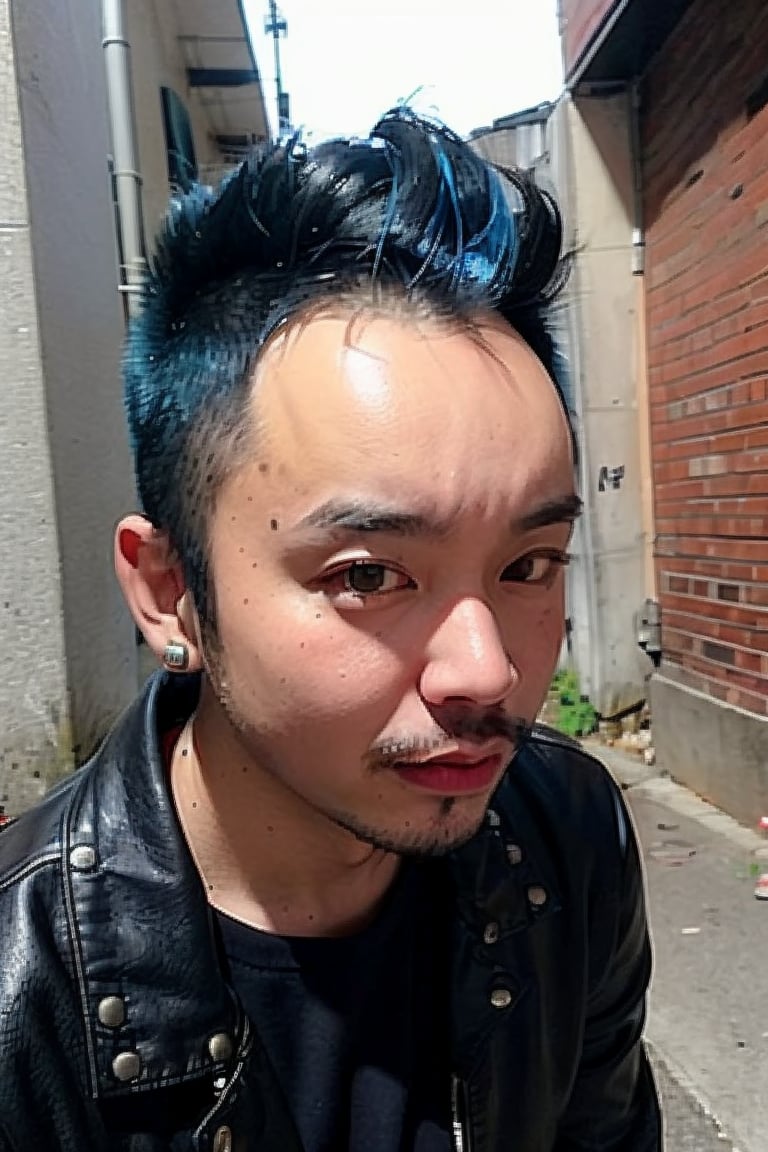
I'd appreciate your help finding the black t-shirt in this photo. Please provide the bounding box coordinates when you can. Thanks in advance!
[214,862,452,1152]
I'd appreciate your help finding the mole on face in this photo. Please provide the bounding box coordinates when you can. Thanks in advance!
[270,518,279,531]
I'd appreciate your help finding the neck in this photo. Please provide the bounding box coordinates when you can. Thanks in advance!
[169,694,400,938]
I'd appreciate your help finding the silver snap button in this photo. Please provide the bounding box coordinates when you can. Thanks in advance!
[97,995,125,1028]
[506,843,523,865]
[486,808,500,828]
[69,845,97,871]
[208,1031,233,1062]
[483,921,500,945]
[213,1126,232,1152]
[112,1051,141,1081]
[490,987,513,1009]
[527,885,548,908]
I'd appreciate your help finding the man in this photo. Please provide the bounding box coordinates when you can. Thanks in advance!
[0,109,661,1151]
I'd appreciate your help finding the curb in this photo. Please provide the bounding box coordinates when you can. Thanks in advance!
[582,741,765,855]
[645,1039,744,1152]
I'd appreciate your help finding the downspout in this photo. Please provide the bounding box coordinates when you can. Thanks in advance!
[558,95,603,701]
[629,79,657,599]
[102,0,146,318]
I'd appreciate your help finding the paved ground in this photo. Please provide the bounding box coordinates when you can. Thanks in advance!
[649,1049,738,1152]
[585,742,768,1152]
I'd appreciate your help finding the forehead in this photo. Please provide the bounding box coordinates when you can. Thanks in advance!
[244,310,573,520]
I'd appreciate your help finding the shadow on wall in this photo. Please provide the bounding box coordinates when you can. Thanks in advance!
[641,0,768,226]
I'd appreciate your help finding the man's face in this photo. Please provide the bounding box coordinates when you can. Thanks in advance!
[204,310,576,856]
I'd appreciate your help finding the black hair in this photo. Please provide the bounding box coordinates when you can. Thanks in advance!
[124,106,568,628]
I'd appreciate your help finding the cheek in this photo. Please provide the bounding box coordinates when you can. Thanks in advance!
[217,591,413,720]
[507,591,565,678]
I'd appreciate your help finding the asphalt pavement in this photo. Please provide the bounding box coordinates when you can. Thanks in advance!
[585,742,768,1152]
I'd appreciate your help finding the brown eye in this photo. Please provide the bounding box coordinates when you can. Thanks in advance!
[319,561,415,602]
[502,551,570,585]
[345,563,391,595]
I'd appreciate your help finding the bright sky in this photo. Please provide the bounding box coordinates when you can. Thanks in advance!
[244,0,563,142]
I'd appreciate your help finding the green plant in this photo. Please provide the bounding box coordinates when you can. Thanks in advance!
[549,668,597,738]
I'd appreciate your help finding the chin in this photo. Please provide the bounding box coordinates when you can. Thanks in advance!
[332,799,487,858]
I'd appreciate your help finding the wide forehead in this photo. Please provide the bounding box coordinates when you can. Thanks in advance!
[230,308,574,526]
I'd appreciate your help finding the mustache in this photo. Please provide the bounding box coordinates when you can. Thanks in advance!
[364,711,533,771]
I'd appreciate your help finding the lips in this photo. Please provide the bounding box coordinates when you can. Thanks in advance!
[392,751,506,795]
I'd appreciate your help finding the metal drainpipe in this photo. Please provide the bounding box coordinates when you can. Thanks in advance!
[102,0,146,317]
[559,93,603,703]
[629,78,658,601]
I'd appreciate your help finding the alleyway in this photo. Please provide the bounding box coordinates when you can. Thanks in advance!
[591,745,768,1152]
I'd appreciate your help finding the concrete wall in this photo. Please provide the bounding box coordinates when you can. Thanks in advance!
[0,0,70,811]
[652,673,768,828]
[472,120,549,171]
[555,93,651,714]
[468,97,651,713]
[6,0,139,811]
[2,0,267,813]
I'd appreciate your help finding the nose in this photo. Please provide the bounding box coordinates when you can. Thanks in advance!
[419,597,517,708]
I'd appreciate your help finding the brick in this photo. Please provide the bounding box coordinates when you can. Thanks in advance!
[684,653,768,702]
[687,455,729,477]
[656,535,768,563]
[655,496,768,521]
[654,400,768,447]
[641,0,768,714]
[736,649,764,673]
[746,583,768,607]
[662,590,767,629]
[701,473,768,497]
[733,448,768,472]
[662,609,768,656]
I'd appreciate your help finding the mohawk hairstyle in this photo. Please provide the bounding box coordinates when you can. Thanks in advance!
[124,106,568,631]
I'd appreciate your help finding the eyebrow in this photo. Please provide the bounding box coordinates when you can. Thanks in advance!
[519,494,583,531]
[294,494,583,538]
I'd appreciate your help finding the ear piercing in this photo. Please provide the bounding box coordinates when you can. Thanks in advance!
[163,641,189,671]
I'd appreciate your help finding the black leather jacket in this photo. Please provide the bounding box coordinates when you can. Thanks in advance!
[0,672,661,1151]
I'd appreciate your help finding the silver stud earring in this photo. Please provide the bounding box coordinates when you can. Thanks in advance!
[163,641,189,671]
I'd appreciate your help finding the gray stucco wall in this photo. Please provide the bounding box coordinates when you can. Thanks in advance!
[0,0,69,810]
[651,671,768,828]
[468,97,652,713]
[3,0,138,811]
[553,94,651,714]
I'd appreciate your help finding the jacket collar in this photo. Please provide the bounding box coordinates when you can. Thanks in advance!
[450,753,565,940]
[63,670,238,1099]
[62,672,563,1099]
[447,749,566,1078]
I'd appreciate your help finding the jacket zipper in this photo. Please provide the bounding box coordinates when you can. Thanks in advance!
[451,1074,472,1152]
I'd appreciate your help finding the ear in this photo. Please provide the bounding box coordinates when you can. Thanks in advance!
[115,515,203,672]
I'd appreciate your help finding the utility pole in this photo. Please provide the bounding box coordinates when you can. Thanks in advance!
[264,0,290,136]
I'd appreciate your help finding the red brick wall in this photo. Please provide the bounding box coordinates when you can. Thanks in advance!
[560,0,618,79]
[643,0,768,717]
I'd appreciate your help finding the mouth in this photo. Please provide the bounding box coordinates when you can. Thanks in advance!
[390,747,508,796]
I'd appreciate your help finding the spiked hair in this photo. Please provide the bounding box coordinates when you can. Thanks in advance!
[123,107,567,629]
